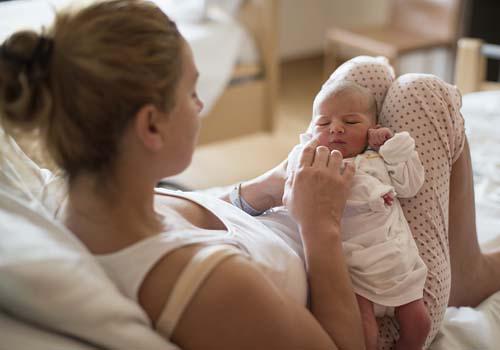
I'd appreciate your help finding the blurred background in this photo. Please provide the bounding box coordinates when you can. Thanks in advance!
[1,0,499,190]
[169,0,500,190]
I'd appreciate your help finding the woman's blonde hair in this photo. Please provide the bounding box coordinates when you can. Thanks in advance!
[0,0,182,181]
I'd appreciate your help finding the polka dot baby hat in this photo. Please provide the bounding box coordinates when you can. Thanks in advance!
[314,56,395,116]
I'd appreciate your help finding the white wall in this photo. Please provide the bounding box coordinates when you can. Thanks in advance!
[279,0,389,60]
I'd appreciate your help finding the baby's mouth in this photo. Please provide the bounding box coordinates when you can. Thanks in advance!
[328,135,346,145]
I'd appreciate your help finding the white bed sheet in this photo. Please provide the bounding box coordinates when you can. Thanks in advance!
[429,90,500,350]
[0,0,258,116]
[461,91,500,249]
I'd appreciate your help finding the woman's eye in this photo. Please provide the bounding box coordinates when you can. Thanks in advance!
[192,91,198,99]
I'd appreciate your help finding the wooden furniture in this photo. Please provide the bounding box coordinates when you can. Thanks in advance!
[198,0,280,144]
[163,0,282,190]
[324,0,463,76]
[455,37,500,93]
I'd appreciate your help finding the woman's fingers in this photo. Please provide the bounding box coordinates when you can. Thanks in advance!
[328,150,343,170]
[299,137,319,168]
[312,146,330,167]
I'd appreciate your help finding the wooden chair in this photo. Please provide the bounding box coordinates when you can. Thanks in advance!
[455,37,500,94]
[324,0,463,75]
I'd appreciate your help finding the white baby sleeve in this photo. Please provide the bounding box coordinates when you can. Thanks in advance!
[378,131,425,198]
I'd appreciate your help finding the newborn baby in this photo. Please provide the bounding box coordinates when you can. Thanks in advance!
[286,79,430,350]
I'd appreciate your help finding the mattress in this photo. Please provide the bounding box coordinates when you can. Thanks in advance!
[0,0,259,116]
[461,91,500,248]
[430,90,500,350]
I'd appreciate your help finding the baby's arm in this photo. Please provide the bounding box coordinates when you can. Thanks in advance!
[378,131,425,198]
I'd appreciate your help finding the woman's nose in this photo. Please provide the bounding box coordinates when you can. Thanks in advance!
[196,98,204,113]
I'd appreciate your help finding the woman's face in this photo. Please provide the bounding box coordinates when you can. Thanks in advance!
[161,41,204,175]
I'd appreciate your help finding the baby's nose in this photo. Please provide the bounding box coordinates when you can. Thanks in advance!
[330,123,344,134]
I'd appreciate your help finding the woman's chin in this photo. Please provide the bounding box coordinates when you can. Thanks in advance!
[165,154,194,178]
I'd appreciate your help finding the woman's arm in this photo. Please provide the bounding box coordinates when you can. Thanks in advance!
[140,243,359,350]
[140,139,365,349]
[172,254,342,349]
[283,139,364,349]
[218,159,288,212]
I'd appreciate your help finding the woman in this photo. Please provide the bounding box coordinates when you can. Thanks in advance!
[0,1,362,349]
[0,1,498,349]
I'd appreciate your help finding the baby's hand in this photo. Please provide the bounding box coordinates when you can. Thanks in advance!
[368,126,393,151]
[382,193,394,206]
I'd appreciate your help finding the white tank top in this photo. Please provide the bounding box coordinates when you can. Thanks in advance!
[96,188,307,328]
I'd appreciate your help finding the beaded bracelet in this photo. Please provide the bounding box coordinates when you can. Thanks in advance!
[229,183,264,216]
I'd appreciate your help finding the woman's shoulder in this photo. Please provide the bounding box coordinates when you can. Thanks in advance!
[140,244,331,349]
[138,244,268,342]
[138,243,233,323]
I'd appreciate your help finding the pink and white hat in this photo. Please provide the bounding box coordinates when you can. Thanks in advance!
[313,56,395,116]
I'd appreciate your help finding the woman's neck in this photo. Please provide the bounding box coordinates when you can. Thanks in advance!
[64,173,164,254]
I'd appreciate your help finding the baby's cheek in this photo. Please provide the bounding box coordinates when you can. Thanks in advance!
[315,131,330,148]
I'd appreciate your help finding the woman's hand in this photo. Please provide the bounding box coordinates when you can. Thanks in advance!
[282,137,364,349]
[283,137,355,233]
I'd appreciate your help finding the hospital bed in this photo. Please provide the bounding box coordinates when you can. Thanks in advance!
[429,37,500,350]
[3,4,500,344]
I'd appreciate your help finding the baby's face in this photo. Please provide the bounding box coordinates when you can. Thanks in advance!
[311,91,376,158]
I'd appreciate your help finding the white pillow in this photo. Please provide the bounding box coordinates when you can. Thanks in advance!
[0,131,178,349]
[0,311,98,350]
[0,188,178,349]
[0,128,64,215]
[154,0,209,23]
[153,0,243,23]
[208,0,243,16]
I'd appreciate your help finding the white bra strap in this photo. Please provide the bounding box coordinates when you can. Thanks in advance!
[155,244,241,340]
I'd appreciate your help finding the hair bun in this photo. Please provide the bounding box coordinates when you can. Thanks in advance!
[0,31,53,132]
[1,35,53,69]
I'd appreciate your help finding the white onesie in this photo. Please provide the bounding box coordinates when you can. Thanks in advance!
[282,131,427,312]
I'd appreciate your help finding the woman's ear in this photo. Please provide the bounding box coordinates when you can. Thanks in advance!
[134,104,165,152]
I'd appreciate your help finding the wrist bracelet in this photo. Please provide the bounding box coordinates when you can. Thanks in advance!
[229,183,264,216]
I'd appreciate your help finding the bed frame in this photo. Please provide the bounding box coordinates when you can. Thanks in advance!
[197,0,280,144]
[455,38,500,93]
